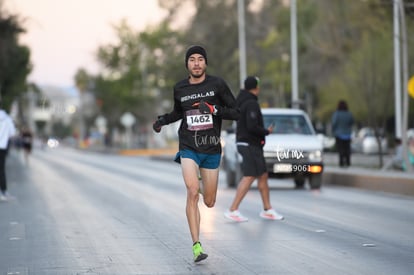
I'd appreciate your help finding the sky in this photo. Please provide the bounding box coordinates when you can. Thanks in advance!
[5,0,167,88]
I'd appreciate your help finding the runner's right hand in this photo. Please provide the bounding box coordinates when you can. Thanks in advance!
[153,116,165,133]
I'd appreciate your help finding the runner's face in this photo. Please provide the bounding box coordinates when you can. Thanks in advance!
[187,54,206,78]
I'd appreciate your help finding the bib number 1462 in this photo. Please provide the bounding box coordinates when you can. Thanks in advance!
[186,109,213,131]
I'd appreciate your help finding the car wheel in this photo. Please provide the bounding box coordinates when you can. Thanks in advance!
[226,163,242,188]
[226,168,236,188]
[309,174,322,189]
[294,177,305,189]
[221,157,227,170]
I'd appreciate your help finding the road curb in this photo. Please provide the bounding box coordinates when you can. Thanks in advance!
[323,167,414,196]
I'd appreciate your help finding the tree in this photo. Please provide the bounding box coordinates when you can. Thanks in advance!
[0,2,31,112]
[80,19,185,147]
[85,0,414,154]
[248,0,316,107]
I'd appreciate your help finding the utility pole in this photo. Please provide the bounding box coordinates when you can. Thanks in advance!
[398,0,412,172]
[237,0,247,88]
[393,0,402,139]
[290,0,299,108]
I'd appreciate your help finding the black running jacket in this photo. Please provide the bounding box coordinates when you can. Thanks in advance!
[159,75,239,154]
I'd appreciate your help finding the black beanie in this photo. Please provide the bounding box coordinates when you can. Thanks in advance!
[185,45,208,68]
[244,76,260,90]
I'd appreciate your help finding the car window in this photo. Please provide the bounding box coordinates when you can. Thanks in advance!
[263,114,313,135]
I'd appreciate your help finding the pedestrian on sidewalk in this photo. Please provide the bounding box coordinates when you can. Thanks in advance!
[152,45,239,262]
[20,126,33,165]
[0,101,16,201]
[331,100,354,167]
[224,76,284,222]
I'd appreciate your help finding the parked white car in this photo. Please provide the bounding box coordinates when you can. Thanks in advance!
[222,108,324,189]
[351,127,388,154]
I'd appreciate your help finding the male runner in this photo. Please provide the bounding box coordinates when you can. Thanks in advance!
[153,45,239,262]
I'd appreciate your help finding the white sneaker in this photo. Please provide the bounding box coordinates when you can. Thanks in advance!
[260,209,284,220]
[0,194,8,201]
[224,210,248,222]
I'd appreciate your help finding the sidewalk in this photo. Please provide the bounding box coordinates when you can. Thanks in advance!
[322,152,414,196]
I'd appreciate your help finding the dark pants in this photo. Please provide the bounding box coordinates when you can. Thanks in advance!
[335,138,351,167]
[0,149,7,193]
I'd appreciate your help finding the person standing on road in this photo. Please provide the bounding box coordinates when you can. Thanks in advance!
[20,126,33,165]
[224,76,284,222]
[152,45,239,262]
[331,100,354,167]
[0,102,16,201]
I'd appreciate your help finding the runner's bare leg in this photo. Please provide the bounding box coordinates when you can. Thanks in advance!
[199,167,219,207]
[181,158,201,243]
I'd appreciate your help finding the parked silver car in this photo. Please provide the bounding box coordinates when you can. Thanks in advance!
[351,127,388,154]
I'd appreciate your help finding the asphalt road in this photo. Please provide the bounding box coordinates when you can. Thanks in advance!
[1,147,413,275]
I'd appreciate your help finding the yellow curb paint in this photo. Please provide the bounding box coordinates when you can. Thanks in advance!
[118,148,177,156]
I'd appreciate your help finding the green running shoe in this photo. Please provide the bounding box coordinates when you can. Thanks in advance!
[193,241,208,262]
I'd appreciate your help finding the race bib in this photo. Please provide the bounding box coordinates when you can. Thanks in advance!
[186,109,213,131]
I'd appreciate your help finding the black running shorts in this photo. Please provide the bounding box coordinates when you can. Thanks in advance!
[237,145,267,177]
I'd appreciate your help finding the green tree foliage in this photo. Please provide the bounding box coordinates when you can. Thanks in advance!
[93,20,157,129]
[160,0,313,108]
[306,0,413,164]
[0,2,31,110]
[87,0,413,139]
[319,32,394,125]
[181,0,240,90]
[248,0,317,107]
[74,68,90,93]
[90,19,184,130]
[306,0,393,120]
